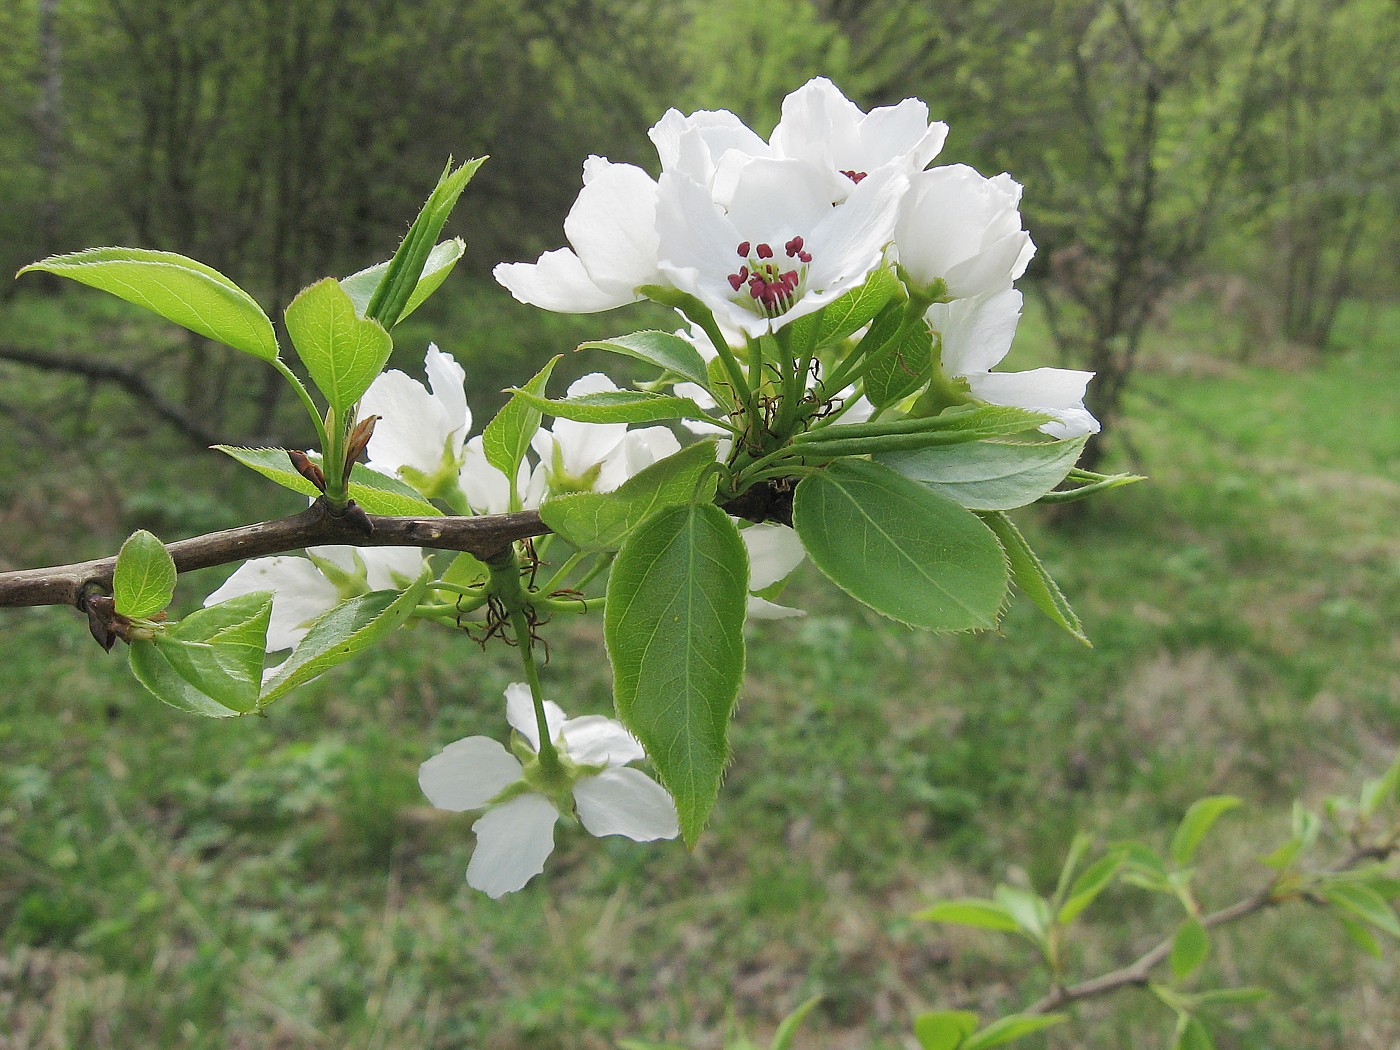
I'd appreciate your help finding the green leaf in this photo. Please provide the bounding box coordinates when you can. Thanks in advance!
[994,885,1052,944]
[483,356,559,508]
[981,512,1090,646]
[365,157,485,327]
[912,899,1020,932]
[1038,467,1146,504]
[259,571,432,705]
[962,1013,1068,1050]
[1337,914,1384,959]
[541,441,720,552]
[1170,919,1211,980]
[1173,1017,1216,1050]
[793,460,1007,632]
[1058,851,1124,924]
[791,405,1053,458]
[1192,987,1270,1008]
[340,238,464,323]
[913,1010,980,1050]
[769,995,822,1050]
[605,504,747,845]
[511,387,723,428]
[1051,832,1093,909]
[128,592,273,717]
[818,266,901,344]
[112,530,177,618]
[882,438,1085,511]
[580,331,711,389]
[214,446,442,516]
[284,278,394,415]
[1170,796,1242,868]
[19,247,278,362]
[863,316,933,408]
[1320,881,1400,939]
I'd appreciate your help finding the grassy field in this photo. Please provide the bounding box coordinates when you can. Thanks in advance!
[1,287,1397,1049]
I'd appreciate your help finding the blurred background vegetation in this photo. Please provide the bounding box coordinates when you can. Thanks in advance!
[1,0,1397,1047]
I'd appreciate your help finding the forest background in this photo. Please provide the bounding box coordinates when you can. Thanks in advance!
[0,1,1398,1048]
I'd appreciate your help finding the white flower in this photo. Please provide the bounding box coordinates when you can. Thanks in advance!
[493,157,662,314]
[360,344,470,485]
[655,158,907,338]
[770,77,949,202]
[742,522,807,620]
[648,107,772,194]
[531,374,683,496]
[895,165,1035,299]
[418,684,679,898]
[927,289,1099,439]
[203,545,424,651]
[458,436,544,516]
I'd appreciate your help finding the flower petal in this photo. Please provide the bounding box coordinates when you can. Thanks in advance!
[204,556,338,651]
[505,682,566,752]
[418,736,522,811]
[560,715,645,767]
[747,595,806,620]
[494,249,630,313]
[466,793,558,898]
[361,368,452,477]
[928,288,1023,376]
[964,368,1100,438]
[424,344,470,445]
[743,523,806,591]
[566,158,662,298]
[360,547,426,590]
[573,767,679,841]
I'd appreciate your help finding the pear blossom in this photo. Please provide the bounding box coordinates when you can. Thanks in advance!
[927,289,1099,439]
[418,684,678,898]
[895,165,1035,300]
[360,345,470,492]
[770,77,949,202]
[531,374,683,495]
[203,545,425,651]
[458,436,543,516]
[742,523,807,620]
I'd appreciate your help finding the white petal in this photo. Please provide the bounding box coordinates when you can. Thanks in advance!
[360,547,426,590]
[965,368,1100,438]
[596,426,683,492]
[747,595,806,620]
[466,794,558,898]
[505,682,566,752]
[573,768,679,841]
[493,249,631,313]
[566,159,662,297]
[424,344,470,445]
[929,289,1023,376]
[418,736,522,811]
[360,369,451,476]
[459,436,530,515]
[204,556,337,651]
[560,716,645,767]
[743,523,806,590]
[550,374,629,477]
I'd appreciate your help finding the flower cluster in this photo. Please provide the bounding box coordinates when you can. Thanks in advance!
[495,77,1097,437]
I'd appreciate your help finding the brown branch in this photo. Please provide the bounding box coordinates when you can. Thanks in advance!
[0,501,549,610]
[0,343,223,447]
[1027,841,1400,1014]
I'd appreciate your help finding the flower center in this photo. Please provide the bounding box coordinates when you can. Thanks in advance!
[726,237,814,319]
[839,170,868,184]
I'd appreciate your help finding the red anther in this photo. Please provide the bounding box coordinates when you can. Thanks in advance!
[840,169,868,184]
[798,250,812,263]
[736,241,751,256]
[756,243,774,259]
[785,235,805,256]
[783,270,799,289]
[728,272,744,291]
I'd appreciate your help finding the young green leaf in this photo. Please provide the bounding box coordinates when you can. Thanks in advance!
[1058,851,1125,924]
[1173,1017,1216,1050]
[994,885,1053,945]
[913,1010,980,1050]
[340,238,465,323]
[881,438,1085,511]
[284,278,394,415]
[605,504,747,845]
[259,571,432,705]
[912,899,1020,932]
[365,158,485,327]
[980,511,1090,646]
[1336,914,1384,959]
[510,388,725,428]
[793,460,1007,633]
[1170,919,1211,980]
[214,447,442,516]
[128,592,273,717]
[580,331,711,389]
[482,356,560,507]
[19,247,278,362]
[1320,882,1400,939]
[113,530,177,618]
[961,1013,1068,1050]
[1170,796,1242,868]
[540,441,720,552]
[769,995,822,1050]
[1051,831,1093,910]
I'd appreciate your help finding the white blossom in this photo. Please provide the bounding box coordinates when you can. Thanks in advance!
[360,344,470,483]
[742,522,807,620]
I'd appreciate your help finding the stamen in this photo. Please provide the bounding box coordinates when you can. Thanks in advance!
[840,170,868,184]
[736,241,750,256]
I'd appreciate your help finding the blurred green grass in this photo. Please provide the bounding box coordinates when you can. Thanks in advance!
[1,287,1397,1048]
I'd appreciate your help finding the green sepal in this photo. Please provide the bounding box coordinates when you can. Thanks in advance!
[605,504,747,845]
[259,570,432,706]
[793,460,1007,633]
[113,530,178,619]
[215,446,441,516]
[128,592,273,717]
[340,238,464,323]
[541,440,720,551]
[19,247,278,362]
